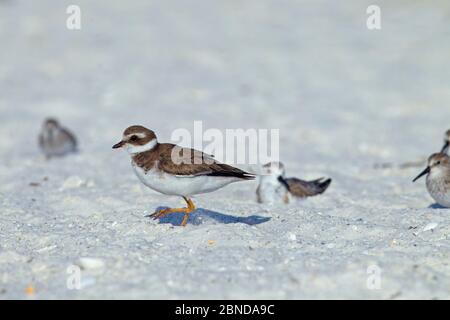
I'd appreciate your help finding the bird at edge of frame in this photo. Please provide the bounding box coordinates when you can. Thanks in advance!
[413,152,450,208]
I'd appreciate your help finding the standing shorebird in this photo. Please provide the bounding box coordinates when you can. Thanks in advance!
[413,153,450,208]
[113,125,255,226]
[38,118,77,159]
[256,161,332,204]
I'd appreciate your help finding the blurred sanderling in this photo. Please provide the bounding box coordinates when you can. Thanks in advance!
[38,118,77,159]
[256,161,331,204]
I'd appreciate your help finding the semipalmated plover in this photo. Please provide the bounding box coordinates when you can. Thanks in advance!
[413,153,450,208]
[38,118,77,159]
[256,162,290,204]
[256,161,331,204]
[113,125,255,226]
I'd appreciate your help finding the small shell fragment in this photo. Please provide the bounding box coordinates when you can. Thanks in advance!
[76,257,105,270]
[423,223,438,232]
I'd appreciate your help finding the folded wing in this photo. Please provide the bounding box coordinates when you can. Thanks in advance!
[158,144,255,180]
[285,177,332,197]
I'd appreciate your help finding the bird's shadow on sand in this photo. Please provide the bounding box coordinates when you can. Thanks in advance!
[147,207,271,226]
[428,203,449,209]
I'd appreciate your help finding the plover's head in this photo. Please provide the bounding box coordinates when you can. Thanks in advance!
[413,153,450,182]
[112,125,158,154]
[261,161,290,190]
[441,129,450,153]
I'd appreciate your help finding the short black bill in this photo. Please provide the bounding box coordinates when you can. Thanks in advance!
[112,140,125,149]
[413,166,430,182]
[278,176,291,191]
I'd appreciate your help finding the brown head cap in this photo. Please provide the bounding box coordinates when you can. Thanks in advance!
[122,125,157,146]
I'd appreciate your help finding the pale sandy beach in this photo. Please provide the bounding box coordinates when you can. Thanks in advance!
[1,0,450,299]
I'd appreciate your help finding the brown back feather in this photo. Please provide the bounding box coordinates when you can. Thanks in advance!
[133,143,254,179]
[286,177,331,197]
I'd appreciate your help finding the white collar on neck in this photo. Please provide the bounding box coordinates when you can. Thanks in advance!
[127,138,157,154]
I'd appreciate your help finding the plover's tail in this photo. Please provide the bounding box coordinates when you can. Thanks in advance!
[285,177,332,198]
[206,163,256,180]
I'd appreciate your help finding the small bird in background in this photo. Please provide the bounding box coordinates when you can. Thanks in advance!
[113,125,255,227]
[38,118,78,159]
[440,129,450,154]
[256,161,332,204]
[413,153,450,208]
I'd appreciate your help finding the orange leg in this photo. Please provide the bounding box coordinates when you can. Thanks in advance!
[150,207,188,220]
[150,196,196,227]
[180,197,196,227]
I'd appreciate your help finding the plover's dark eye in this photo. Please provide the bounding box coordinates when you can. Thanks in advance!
[436,161,441,165]
[130,135,138,142]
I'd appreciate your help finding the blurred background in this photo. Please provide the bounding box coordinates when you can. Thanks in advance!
[1,0,450,168]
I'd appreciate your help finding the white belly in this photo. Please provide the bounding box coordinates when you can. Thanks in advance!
[132,163,242,196]
[257,178,289,204]
[429,191,450,208]
[427,178,450,208]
